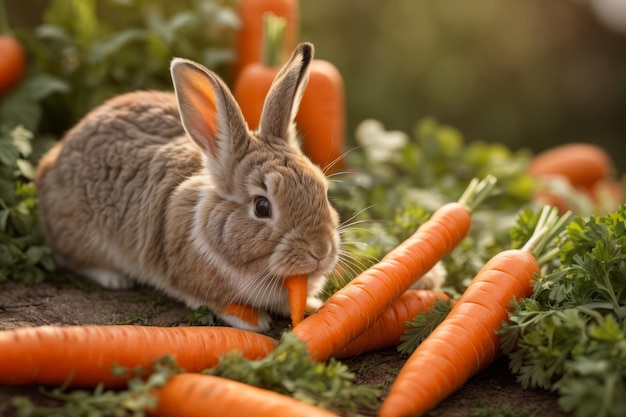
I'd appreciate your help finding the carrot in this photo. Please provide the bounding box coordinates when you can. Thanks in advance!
[0,325,277,387]
[284,274,308,327]
[292,176,497,362]
[233,14,345,173]
[527,143,614,189]
[150,373,338,417]
[232,0,298,82]
[0,34,24,94]
[335,290,452,359]
[233,13,285,131]
[379,206,571,417]
[295,58,346,173]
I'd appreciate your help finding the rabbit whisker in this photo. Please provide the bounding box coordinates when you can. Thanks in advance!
[322,146,361,176]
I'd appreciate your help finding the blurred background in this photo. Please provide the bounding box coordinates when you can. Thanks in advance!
[298,0,626,172]
[7,0,626,171]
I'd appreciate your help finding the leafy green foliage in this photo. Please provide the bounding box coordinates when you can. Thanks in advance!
[0,126,55,283]
[205,332,381,413]
[23,0,239,127]
[499,205,626,417]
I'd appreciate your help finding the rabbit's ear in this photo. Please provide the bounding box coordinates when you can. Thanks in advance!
[258,43,313,142]
[170,58,249,172]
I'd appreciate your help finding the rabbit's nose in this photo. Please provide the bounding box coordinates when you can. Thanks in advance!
[310,241,333,261]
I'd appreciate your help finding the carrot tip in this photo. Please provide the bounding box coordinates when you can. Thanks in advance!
[284,275,308,328]
[224,304,260,328]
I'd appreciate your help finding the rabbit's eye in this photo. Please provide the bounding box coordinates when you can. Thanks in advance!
[254,197,272,218]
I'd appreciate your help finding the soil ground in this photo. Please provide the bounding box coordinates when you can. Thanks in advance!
[0,279,570,417]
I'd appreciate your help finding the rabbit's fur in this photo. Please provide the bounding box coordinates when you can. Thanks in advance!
[36,43,341,331]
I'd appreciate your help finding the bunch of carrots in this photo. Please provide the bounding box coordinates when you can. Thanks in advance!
[233,0,346,173]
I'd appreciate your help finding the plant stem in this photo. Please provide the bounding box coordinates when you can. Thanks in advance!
[458,175,497,212]
[262,12,286,67]
[522,205,573,265]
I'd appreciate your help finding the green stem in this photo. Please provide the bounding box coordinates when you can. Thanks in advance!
[458,174,497,212]
[262,12,286,67]
[522,205,573,265]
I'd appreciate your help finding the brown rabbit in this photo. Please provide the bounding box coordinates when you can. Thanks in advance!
[36,43,341,331]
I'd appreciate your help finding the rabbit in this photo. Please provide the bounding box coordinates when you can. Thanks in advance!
[35,43,341,332]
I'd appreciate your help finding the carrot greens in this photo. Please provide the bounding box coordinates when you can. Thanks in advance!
[499,205,626,417]
[397,298,453,355]
[205,332,380,414]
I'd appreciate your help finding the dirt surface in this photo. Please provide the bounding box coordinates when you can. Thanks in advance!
[0,279,570,417]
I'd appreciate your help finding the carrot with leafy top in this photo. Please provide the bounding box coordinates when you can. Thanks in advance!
[232,0,298,81]
[292,176,497,361]
[335,290,452,359]
[234,13,286,131]
[234,14,346,173]
[0,325,277,387]
[150,373,338,417]
[379,206,571,417]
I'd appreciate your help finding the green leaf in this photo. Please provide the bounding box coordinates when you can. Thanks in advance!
[22,74,70,102]
[16,159,35,180]
[0,90,41,132]
[398,298,453,355]
[588,315,623,342]
[0,140,20,166]
[0,177,16,204]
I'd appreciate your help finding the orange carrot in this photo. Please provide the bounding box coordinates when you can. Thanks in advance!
[224,304,260,328]
[0,34,25,94]
[379,206,570,417]
[295,59,346,173]
[233,14,345,172]
[0,325,276,387]
[232,0,298,81]
[527,143,614,189]
[234,62,277,131]
[335,290,452,359]
[292,176,496,361]
[233,13,285,130]
[150,373,338,417]
[284,274,308,327]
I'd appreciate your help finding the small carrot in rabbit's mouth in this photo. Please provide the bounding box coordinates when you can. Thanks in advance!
[284,274,308,327]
